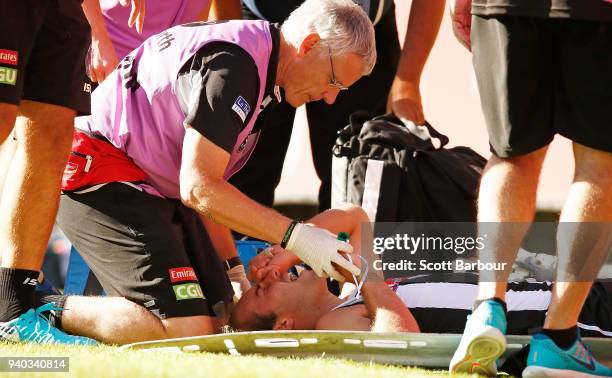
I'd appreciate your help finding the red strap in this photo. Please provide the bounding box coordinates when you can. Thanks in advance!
[61,131,147,191]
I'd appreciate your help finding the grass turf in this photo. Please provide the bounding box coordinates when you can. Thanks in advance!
[0,342,478,378]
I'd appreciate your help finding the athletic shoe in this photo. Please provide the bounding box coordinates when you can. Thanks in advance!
[523,333,612,378]
[449,299,507,376]
[0,303,96,345]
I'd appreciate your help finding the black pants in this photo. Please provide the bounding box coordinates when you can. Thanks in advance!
[472,16,612,157]
[230,6,401,212]
[0,0,91,113]
[57,183,233,320]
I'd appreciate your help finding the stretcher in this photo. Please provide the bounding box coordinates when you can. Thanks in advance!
[121,330,612,368]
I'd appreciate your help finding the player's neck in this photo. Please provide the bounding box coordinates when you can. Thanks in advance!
[316,292,345,318]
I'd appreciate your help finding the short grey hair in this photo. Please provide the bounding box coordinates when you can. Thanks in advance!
[281,0,376,75]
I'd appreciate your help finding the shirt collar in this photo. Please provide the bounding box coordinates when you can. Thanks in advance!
[263,23,282,106]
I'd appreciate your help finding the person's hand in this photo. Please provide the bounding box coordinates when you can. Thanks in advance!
[227,264,251,300]
[285,223,360,282]
[88,35,119,83]
[247,247,274,282]
[387,78,425,125]
[119,0,145,34]
[249,247,293,296]
[249,246,298,288]
[450,0,472,51]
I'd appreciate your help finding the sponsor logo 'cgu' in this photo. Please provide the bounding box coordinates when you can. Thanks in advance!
[172,283,204,300]
[0,67,17,85]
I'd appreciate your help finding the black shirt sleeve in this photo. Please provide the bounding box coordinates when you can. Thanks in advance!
[242,0,393,23]
[176,42,259,153]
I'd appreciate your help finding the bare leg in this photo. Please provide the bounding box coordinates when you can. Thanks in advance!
[0,105,18,206]
[476,147,548,300]
[0,137,17,203]
[544,143,612,330]
[61,296,216,345]
[0,101,74,270]
[0,103,17,144]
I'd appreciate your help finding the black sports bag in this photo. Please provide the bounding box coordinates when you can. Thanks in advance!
[331,113,486,222]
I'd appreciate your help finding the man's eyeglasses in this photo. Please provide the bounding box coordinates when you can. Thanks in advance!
[328,48,349,91]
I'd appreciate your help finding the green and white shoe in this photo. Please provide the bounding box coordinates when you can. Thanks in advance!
[449,299,507,376]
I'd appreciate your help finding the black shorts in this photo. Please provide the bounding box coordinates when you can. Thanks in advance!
[0,0,91,113]
[57,183,234,320]
[472,16,612,157]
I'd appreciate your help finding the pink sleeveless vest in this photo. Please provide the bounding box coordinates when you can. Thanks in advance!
[77,20,274,198]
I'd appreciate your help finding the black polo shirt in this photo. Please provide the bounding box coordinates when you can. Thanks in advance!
[175,24,281,153]
[472,0,612,21]
[242,0,393,25]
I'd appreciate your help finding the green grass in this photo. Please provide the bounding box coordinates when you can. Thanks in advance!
[0,342,478,378]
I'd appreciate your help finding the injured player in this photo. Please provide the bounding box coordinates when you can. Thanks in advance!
[230,205,612,338]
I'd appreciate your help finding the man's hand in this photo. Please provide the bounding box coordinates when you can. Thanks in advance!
[227,264,251,300]
[81,0,121,82]
[248,246,301,290]
[119,0,145,34]
[387,78,425,125]
[450,0,472,50]
[88,35,119,83]
[249,246,294,281]
[286,223,360,282]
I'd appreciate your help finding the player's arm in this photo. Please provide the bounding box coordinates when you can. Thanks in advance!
[181,128,292,244]
[388,0,445,124]
[82,0,119,82]
[208,0,242,20]
[177,44,291,243]
[314,284,420,332]
[316,278,420,332]
[327,237,420,332]
[200,215,239,261]
[359,281,420,332]
[200,214,251,296]
[196,1,213,21]
[249,204,368,285]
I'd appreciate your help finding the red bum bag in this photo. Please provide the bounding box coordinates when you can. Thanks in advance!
[61,131,147,191]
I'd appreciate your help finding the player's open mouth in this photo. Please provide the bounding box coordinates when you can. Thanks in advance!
[288,266,310,282]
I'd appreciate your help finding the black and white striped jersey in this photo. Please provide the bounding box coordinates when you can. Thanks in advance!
[334,273,612,337]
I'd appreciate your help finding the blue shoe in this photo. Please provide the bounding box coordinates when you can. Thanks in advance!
[0,303,96,345]
[523,333,612,378]
[449,300,507,376]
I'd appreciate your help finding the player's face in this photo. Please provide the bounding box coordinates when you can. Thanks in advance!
[283,48,364,107]
[233,269,325,329]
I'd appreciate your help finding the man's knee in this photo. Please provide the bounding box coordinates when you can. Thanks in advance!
[161,315,216,338]
[485,146,549,178]
[0,103,18,143]
[573,143,612,182]
[15,101,75,164]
